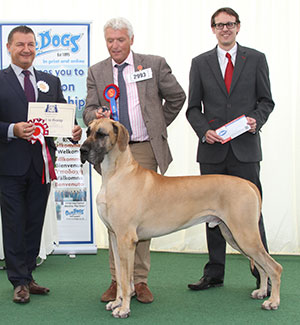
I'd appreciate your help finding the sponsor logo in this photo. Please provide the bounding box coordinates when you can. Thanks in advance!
[36,30,82,56]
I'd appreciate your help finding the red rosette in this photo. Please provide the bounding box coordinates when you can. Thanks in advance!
[103,84,120,101]
[28,118,49,143]
[27,118,56,184]
[103,84,120,121]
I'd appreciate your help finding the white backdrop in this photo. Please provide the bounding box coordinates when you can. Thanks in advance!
[0,0,299,254]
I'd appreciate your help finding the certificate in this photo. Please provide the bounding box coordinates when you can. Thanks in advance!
[27,102,76,137]
[216,115,251,144]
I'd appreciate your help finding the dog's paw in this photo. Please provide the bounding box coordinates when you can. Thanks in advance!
[112,307,131,318]
[106,301,114,311]
[251,288,268,300]
[106,299,121,311]
[261,298,279,310]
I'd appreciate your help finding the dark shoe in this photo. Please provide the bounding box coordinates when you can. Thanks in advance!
[256,278,272,297]
[13,285,30,303]
[134,282,154,303]
[188,276,223,290]
[101,280,117,302]
[29,280,50,295]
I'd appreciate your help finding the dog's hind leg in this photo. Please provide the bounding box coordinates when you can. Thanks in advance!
[219,222,282,309]
[250,261,268,299]
[219,223,268,297]
[249,252,282,310]
[237,239,282,310]
[110,229,137,319]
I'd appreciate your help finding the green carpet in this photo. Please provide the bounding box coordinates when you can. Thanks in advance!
[0,251,299,324]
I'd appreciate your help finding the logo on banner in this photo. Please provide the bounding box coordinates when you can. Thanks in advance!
[36,30,82,56]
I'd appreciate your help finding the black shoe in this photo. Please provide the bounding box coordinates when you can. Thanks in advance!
[256,278,272,297]
[188,276,223,291]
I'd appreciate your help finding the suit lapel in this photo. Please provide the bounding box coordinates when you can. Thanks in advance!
[230,44,247,94]
[35,69,46,101]
[100,59,114,103]
[102,58,114,86]
[4,66,27,104]
[206,48,228,96]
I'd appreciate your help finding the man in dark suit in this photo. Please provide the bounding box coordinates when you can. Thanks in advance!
[186,8,274,292]
[0,25,82,303]
[83,17,186,304]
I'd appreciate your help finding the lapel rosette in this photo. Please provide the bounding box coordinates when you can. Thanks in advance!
[37,80,50,93]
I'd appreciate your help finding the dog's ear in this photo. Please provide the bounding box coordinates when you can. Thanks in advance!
[113,122,129,152]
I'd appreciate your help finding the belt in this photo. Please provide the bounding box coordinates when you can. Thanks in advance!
[129,140,149,145]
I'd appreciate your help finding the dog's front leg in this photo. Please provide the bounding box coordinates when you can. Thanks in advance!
[106,232,123,312]
[111,231,136,318]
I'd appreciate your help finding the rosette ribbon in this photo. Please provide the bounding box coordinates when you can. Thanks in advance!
[103,84,120,121]
[28,118,57,184]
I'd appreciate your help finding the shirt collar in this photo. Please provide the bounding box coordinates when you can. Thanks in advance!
[217,43,238,63]
[112,51,133,67]
[11,63,35,77]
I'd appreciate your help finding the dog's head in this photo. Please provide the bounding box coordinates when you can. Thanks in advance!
[80,118,129,167]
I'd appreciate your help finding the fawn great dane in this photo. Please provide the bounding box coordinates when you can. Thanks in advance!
[80,118,282,318]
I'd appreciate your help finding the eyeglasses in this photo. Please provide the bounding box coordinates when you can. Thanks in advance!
[213,22,238,30]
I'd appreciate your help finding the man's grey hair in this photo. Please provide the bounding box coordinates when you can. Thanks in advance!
[104,17,134,39]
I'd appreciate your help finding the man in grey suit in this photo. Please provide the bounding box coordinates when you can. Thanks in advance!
[83,17,186,303]
[186,8,274,292]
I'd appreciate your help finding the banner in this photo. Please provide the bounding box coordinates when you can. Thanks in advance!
[53,135,96,254]
[1,23,88,127]
[0,23,96,255]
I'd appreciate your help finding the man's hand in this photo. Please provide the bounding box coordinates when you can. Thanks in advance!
[95,106,111,119]
[246,117,257,133]
[205,129,223,144]
[72,125,82,142]
[14,122,35,140]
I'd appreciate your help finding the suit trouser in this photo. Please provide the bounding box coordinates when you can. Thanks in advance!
[200,145,268,281]
[0,163,50,288]
[109,141,158,284]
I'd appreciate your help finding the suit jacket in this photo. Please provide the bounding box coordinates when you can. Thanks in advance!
[83,52,186,174]
[0,66,66,176]
[186,44,275,164]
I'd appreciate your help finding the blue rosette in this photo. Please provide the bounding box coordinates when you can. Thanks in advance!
[103,84,120,121]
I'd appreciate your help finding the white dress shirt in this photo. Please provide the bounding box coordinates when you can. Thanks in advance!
[217,43,237,78]
[112,51,149,142]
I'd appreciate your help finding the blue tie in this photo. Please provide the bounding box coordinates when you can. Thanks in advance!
[22,70,36,102]
[116,63,132,136]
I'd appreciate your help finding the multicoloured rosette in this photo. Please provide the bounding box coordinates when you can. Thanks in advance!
[28,118,57,184]
[103,84,120,121]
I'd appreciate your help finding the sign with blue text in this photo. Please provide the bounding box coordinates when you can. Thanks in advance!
[0,23,89,127]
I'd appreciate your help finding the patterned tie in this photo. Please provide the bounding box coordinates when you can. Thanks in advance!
[224,53,234,93]
[22,70,36,102]
[116,63,132,136]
